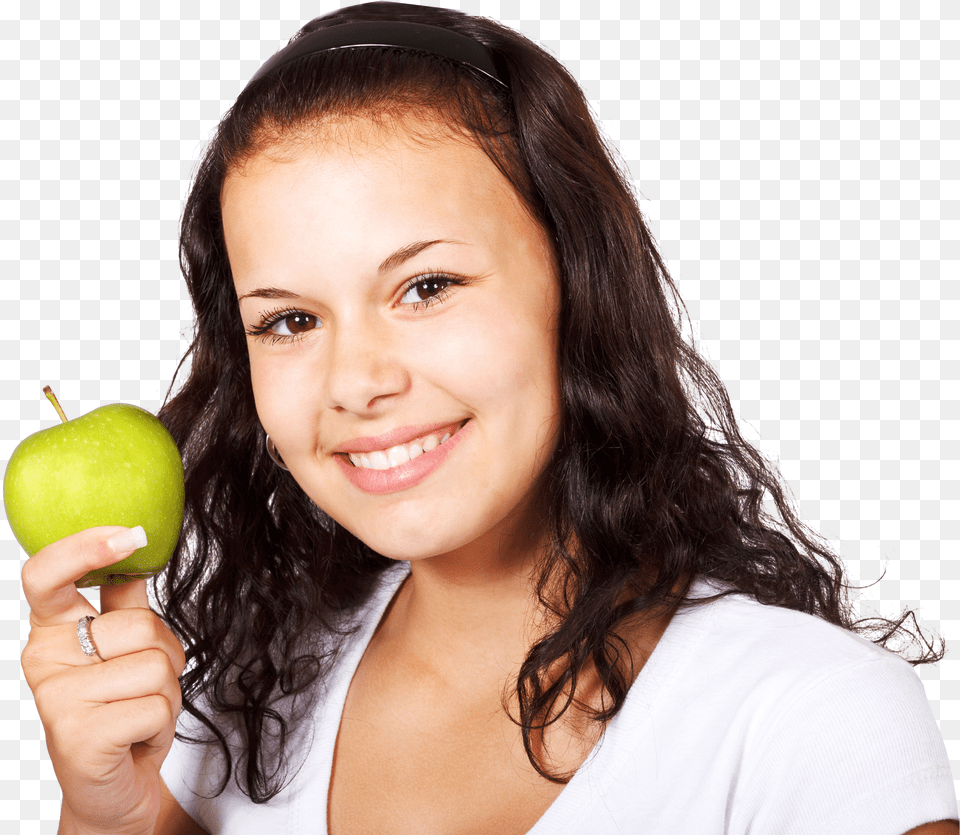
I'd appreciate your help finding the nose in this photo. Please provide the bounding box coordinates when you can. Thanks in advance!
[322,315,410,414]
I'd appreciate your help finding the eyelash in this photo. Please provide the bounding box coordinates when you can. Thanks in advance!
[401,272,463,311]
[245,307,312,344]
[245,273,464,344]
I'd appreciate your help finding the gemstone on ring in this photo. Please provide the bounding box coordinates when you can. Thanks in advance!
[77,615,99,657]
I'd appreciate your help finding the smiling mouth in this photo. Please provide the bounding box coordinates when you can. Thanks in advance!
[344,421,467,470]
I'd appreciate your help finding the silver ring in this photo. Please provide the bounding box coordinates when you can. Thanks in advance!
[77,615,100,658]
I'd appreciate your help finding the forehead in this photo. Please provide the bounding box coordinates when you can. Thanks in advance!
[220,115,552,285]
[227,113,496,192]
[223,115,522,219]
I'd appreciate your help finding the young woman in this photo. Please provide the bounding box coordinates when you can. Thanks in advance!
[18,3,957,834]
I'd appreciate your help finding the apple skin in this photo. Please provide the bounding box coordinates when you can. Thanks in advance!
[3,402,185,587]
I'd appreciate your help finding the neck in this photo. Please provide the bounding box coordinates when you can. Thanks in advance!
[383,519,554,690]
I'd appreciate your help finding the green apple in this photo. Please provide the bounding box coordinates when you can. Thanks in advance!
[3,387,185,587]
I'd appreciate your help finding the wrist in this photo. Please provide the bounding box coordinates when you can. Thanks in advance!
[58,803,154,835]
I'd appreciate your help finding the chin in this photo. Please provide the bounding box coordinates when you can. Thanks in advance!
[337,510,484,563]
[357,530,465,563]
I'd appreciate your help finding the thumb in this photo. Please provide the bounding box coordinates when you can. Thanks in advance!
[99,576,151,613]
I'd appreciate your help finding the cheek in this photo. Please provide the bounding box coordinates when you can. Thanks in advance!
[248,356,276,426]
[248,352,308,443]
[435,301,561,424]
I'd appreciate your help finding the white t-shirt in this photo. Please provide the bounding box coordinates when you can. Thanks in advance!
[161,562,958,833]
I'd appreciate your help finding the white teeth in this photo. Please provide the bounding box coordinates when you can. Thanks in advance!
[367,450,391,470]
[346,426,460,470]
[386,444,410,467]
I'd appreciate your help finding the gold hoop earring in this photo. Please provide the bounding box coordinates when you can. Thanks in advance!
[265,435,288,471]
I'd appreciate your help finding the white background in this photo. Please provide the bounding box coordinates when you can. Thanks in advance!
[1,0,957,828]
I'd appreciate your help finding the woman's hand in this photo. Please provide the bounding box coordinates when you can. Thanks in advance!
[20,526,186,835]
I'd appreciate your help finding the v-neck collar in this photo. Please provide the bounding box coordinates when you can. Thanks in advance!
[308,563,715,835]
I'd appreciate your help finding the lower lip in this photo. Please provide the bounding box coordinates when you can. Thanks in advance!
[335,420,473,495]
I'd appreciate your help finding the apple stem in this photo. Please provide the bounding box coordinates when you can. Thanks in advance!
[43,386,69,424]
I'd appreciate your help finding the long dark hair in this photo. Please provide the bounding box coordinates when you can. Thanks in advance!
[155,1,944,802]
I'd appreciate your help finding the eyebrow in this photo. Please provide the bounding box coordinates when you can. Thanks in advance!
[236,239,462,303]
[377,239,458,275]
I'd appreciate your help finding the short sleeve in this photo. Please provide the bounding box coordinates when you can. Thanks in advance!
[730,651,957,835]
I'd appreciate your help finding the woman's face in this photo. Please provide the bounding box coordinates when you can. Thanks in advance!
[222,117,562,562]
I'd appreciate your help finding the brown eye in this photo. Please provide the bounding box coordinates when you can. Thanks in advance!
[273,312,318,335]
[414,279,447,300]
[399,276,457,306]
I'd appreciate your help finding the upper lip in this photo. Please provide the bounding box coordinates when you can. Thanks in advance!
[334,420,467,454]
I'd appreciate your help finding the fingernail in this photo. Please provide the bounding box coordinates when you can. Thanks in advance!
[106,526,148,555]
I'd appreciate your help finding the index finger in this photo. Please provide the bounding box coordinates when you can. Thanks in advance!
[22,525,148,626]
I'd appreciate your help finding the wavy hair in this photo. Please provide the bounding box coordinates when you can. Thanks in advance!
[155,0,944,801]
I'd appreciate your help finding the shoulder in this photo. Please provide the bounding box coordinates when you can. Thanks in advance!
[159,562,411,827]
[675,580,914,701]
[658,580,958,834]
[670,582,943,762]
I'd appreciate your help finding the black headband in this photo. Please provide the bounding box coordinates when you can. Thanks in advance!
[246,20,509,90]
